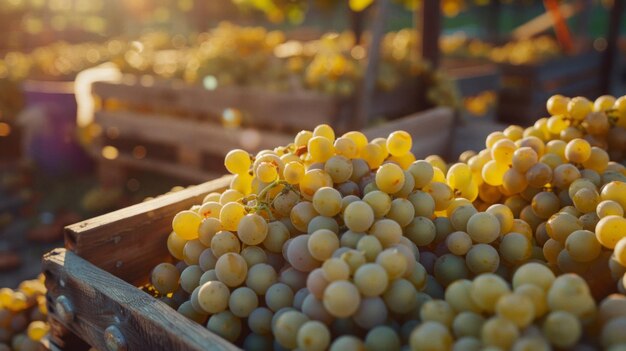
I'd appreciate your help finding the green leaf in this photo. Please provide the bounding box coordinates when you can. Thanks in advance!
[349,0,374,12]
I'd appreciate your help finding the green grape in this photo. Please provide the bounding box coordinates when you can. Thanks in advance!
[219,189,244,205]
[300,169,333,200]
[215,252,247,287]
[199,270,218,285]
[423,181,454,211]
[470,273,511,313]
[445,279,481,313]
[410,321,453,351]
[227,288,259,320]
[246,263,277,295]
[387,130,412,157]
[409,160,435,188]
[210,231,240,258]
[597,200,624,218]
[225,149,251,175]
[287,235,321,271]
[582,146,610,173]
[290,201,319,233]
[207,311,241,342]
[308,229,340,261]
[151,263,180,295]
[265,283,294,312]
[446,231,472,256]
[383,279,417,314]
[405,216,437,246]
[167,232,187,260]
[312,187,342,217]
[376,163,405,194]
[284,161,305,185]
[512,262,555,291]
[308,216,339,234]
[557,249,589,274]
[466,244,500,274]
[387,198,414,227]
[503,168,528,194]
[334,137,358,159]
[394,170,416,198]
[199,202,222,220]
[364,325,401,351]
[363,190,392,218]
[243,333,272,351]
[324,155,353,183]
[453,337,482,351]
[248,307,273,335]
[279,267,308,292]
[343,201,374,232]
[180,265,203,293]
[531,191,560,219]
[408,190,436,217]
[452,312,484,339]
[450,205,478,232]
[542,311,581,348]
[481,316,519,350]
[515,284,548,318]
[354,263,389,297]
[294,288,309,311]
[219,202,247,232]
[568,96,593,120]
[486,204,514,235]
[495,293,535,328]
[540,153,564,169]
[602,317,626,348]
[262,221,290,254]
[323,280,360,318]
[525,162,552,188]
[491,138,517,164]
[172,210,202,240]
[601,181,626,210]
[272,189,299,216]
[197,280,230,314]
[546,212,582,242]
[420,300,455,327]
[237,213,268,246]
[341,249,367,275]
[565,229,601,262]
[547,274,596,318]
[376,248,408,279]
[547,94,570,115]
[198,217,221,247]
[499,233,532,264]
[321,258,350,282]
[354,297,388,329]
[552,164,581,189]
[330,336,366,351]
[369,219,402,247]
[596,215,626,249]
[434,254,470,287]
[356,235,383,262]
[297,320,331,351]
[467,212,500,244]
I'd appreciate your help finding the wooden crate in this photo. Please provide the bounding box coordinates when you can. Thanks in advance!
[89,76,452,184]
[496,50,603,125]
[43,106,454,349]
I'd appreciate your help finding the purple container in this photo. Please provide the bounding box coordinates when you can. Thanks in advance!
[21,80,92,176]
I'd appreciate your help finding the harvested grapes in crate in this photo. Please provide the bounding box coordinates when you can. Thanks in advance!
[135,94,626,350]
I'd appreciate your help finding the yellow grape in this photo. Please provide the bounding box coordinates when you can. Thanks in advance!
[173,210,202,240]
[596,215,626,249]
[376,163,405,194]
[313,124,335,142]
[547,94,570,115]
[386,130,412,157]
[308,136,334,163]
[225,149,251,175]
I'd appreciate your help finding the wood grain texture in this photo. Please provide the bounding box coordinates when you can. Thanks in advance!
[44,249,240,351]
[65,176,232,285]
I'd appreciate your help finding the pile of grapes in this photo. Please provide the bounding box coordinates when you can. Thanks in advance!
[0,276,50,351]
[148,93,626,350]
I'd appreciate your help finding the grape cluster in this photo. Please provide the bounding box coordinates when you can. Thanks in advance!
[149,93,626,350]
[0,276,49,351]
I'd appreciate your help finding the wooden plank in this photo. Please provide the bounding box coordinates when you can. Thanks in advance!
[94,111,293,156]
[44,249,239,351]
[600,0,625,93]
[65,176,232,284]
[419,0,442,68]
[511,3,577,40]
[93,80,340,132]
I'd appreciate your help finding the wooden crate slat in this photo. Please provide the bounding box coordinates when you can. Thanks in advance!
[102,153,217,184]
[65,176,232,284]
[94,111,293,156]
[44,249,239,351]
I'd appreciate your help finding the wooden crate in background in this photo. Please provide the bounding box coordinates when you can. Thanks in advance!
[89,76,453,185]
[497,50,603,125]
